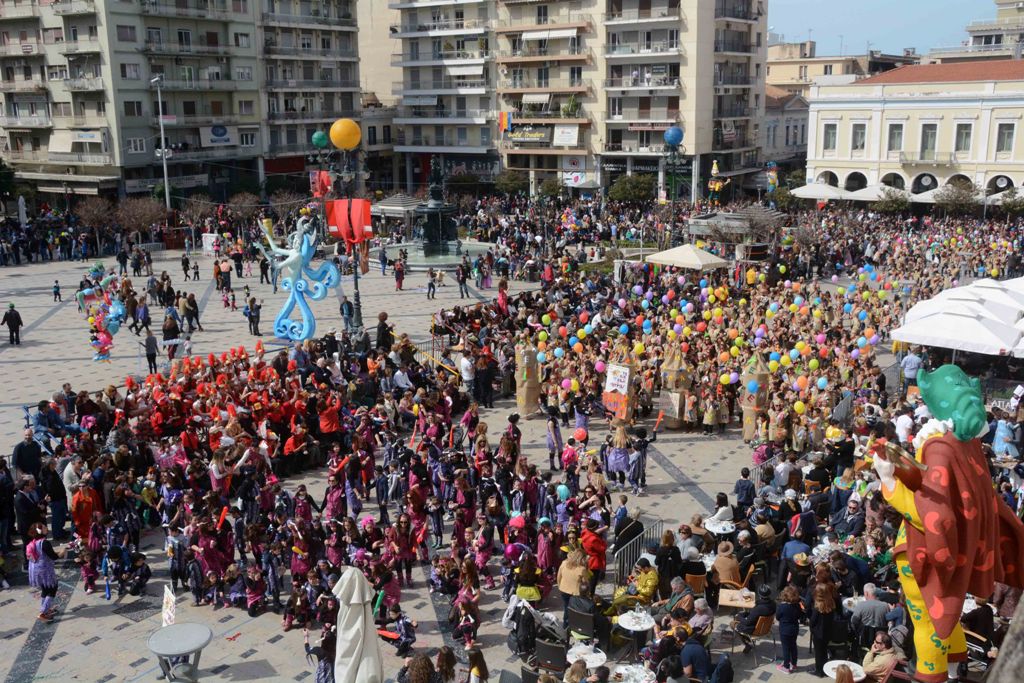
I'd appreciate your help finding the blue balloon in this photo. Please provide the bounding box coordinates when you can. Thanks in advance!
[699,279,708,288]
[864,264,874,272]
[789,349,800,361]
[857,336,868,348]
[106,320,121,335]
[640,299,650,309]
[794,296,804,306]
[769,351,781,362]
[769,302,780,313]
[843,303,853,313]
[747,380,760,393]
[569,336,579,347]
[584,324,593,335]
[858,310,868,321]
[554,347,565,358]
[817,377,828,390]
[619,324,630,335]
[537,352,547,363]
[663,125,684,147]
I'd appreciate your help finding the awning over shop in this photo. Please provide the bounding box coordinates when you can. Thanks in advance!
[47,130,74,154]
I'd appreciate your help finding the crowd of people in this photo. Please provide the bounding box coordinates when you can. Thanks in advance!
[1,195,1024,683]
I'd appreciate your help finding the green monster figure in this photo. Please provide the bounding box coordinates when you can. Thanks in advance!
[869,365,1024,682]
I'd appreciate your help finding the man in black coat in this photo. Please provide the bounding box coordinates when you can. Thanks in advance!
[1,303,23,345]
[12,429,42,482]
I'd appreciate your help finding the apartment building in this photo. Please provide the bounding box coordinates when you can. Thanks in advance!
[762,84,806,165]
[0,0,361,200]
[928,0,1024,63]
[382,0,768,197]
[767,40,917,98]
[805,60,1024,197]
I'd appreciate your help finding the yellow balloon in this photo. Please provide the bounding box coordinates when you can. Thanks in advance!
[768,360,780,372]
[766,309,775,319]
[813,309,822,318]
[795,341,806,351]
[683,326,692,336]
[788,304,798,313]
[780,355,792,366]
[794,400,806,415]
[992,268,1000,277]
[538,330,548,342]
[877,291,886,299]
[329,118,361,150]
[739,298,747,306]
[703,311,712,321]
[88,316,95,323]
[730,346,739,357]
[634,343,645,354]
[668,330,677,339]
[720,373,731,385]
[713,307,723,318]
[571,379,580,392]
[577,329,586,339]
[708,294,717,304]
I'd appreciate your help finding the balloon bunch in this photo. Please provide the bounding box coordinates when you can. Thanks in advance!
[76,266,125,362]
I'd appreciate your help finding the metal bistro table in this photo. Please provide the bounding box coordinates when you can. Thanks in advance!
[148,622,214,682]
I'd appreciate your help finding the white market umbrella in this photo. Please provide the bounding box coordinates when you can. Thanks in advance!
[844,184,896,202]
[891,311,1021,356]
[959,280,1024,310]
[903,297,1022,326]
[791,183,849,201]
[1001,276,1024,294]
[645,243,729,271]
[332,567,383,683]
[910,187,941,204]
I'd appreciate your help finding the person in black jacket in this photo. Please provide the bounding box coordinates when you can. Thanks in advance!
[376,312,394,351]
[2,302,24,345]
[39,459,69,541]
[776,585,804,673]
[733,584,776,645]
[808,583,840,677]
[655,530,683,599]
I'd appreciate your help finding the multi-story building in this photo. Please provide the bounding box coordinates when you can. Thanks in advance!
[0,0,361,200]
[928,0,1024,63]
[381,0,768,197]
[805,60,1024,197]
[767,40,918,98]
[762,84,806,166]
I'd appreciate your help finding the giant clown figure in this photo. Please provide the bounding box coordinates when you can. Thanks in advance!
[869,365,1024,682]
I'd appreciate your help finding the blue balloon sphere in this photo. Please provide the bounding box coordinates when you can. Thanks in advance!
[699,279,708,288]
[554,347,565,358]
[569,336,579,347]
[584,324,593,335]
[789,349,800,361]
[537,352,547,363]
[663,125,684,147]
[619,324,630,335]
[817,378,828,390]
[769,352,781,362]
[857,336,868,348]
[747,380,760,393]
[858,310,868,321]
[843,303,853,313]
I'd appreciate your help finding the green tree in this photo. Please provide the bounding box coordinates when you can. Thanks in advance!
[537,177,562,199]
[445,173,481,196]
[494,170,528,196]
[770,186,799,213]
[608,174,656,203]
[934,178,981,215]
[998,186,1024,217]
[782,166,806,189]
[870,186,911,214]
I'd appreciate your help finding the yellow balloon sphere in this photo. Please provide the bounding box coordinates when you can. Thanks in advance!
[795,341,806,351]
[329,118,361,150]
[634,343,645,354]
[794,400,806,415]
[992,268,1000,277]
[809,358,820,370]
[813,309,822,318]
[780,355,792,366]
[768,360,780,372]
[571,379,580,392]
[538,330,548,342]
[683,326,692,336]
[739,298,747,306]
[577,329,586,339]
[766,309,775,319]
[788,303,798,313]
[877,291,886,299]
[720,373,731,385]
[708,294,717,304]
[703,311,712,321]
[713,307,723,318]
[730,346,739,357]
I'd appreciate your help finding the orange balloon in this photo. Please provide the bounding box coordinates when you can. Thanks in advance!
[537,341,547,351]
[796,376,809,390]
[635,315,645,326]
[800,306,810,316]
[573,342,584,353]
[864,328,876,339]
[713,316,724,325]
[800,346,812,356]
[675,315,685,325]
[719,351,730,363]
[727,329,738,339]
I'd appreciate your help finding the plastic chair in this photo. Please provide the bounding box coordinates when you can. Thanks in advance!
[520,664,540,683]
[567,607,595,642]
[533,638,567,673]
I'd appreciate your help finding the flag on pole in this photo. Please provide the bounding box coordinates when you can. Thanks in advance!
[498,111,512,135]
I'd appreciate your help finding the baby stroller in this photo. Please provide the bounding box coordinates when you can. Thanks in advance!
[502,596,566,661]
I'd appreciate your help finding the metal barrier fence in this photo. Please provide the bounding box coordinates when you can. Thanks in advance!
[751,454,779,489]
[881,360,902,398]
[613,517,664,584]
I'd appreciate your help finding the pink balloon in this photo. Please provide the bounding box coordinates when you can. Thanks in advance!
[595,361,606,373]
[815,333,826,344]
[562,379,572,389]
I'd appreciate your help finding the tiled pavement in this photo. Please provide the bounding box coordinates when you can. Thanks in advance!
[0,247,821,682]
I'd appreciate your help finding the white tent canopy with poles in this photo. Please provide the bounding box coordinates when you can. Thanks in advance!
[645,243,730,271]
[891,312,1021,357]
[791,183,849,201]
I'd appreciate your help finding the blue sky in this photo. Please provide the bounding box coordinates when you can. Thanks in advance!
[769,0,987,56]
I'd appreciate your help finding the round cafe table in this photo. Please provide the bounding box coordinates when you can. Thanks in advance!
[568,643,608,669]
[616,610,656,662]
[148,622,213,682]
[824,660,866,682]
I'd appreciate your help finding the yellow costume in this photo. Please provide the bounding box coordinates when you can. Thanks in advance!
[607,567,659,613]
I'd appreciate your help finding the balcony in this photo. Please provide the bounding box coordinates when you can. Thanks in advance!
[929,43,1013,57]
[498,78,591,94]
[63,76,104,91]
[603,76,682,91]
[0,79,46,92]
[52,0,96,15]
[5,149,46,161]
[48,152,113,164]
[715,74,753,86]
[151,78,239,91]
[261,11,357,29]
[0,4,40,20]
[140,0,233,21]
[606,111,679,125]
[143,40,233,56]
[713,136,757,151]
[393,107,490,124]
[506,108,589,125]
[603,8,682,24]
[966,18,1024,32]
[150,113,256,127]
[714,40,754,54]
[266,142,312,156]
[899,152,957,166]
[493,11,592,33]
[391,48,492,66]
[0,114,52,128]
[605,41,682,58]
[496,46,591,63]
[389,19,490,36]
[393,132,492,154]
[603,142,668,155]
[715,2,757,21]
[53,114,107,127]
[266,78,359,90]
[393,78,489,95]
[0,40,43,56]
[60,38,102,55]
[160,146,258,162]
[715,105,750,118]
[268,109,357,123]
[262,44,358,59]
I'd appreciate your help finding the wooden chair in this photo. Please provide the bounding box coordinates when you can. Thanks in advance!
[876,657,913,683]
[685,573,707,597]
[804,479,822,495]
[721,565,755,591]
[730,615,777,666]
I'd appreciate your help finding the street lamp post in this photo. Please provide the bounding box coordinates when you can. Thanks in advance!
[663,125,684,247]
[150,76,172,214]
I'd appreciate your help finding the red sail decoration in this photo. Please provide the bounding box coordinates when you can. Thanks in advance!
[324,199,373,249]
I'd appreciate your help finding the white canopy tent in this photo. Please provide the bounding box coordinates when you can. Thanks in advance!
[645,243,729,270]
[949,279,1024,311]
[791,183,849,201]
[903,297,1022,327]
[891,312,1020,357]
[844,184,897,202]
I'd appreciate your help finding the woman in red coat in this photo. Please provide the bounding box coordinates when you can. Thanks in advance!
[580,518,608,595]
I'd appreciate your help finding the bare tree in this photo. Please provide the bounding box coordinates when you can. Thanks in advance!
[115,197,165,241]
[180,193,211,227]
[75,196,112,229]
[227,192,261,221]
[269,189,305,214]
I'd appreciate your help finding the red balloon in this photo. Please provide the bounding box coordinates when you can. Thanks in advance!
[666,290,676,300]
[818,347,829,358]
[635,315,645,326]
[696,322,707,332]
[559,326,568,338]
[573,427,588,442]
[579,311,590,324]
[681,342,690,352]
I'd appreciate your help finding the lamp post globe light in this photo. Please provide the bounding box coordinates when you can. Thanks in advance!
[663,125,684,247]
[307,118,365,330]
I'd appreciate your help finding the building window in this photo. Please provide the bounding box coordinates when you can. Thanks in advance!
[123,101,143,117]
[456,127,468,145]
[116,25,136,42]
[765,66,770,77]
[954,123,972,153]
[887,123,903,152]
[120,63,140,80]
[920,122,937,159]
[126,137,146,153]
[824,64,833,75]
[822,123,837,151]
[240,132,256,146]
[798,65,807,79]
[997,122,1015,153]
[851,123,866,151]
[609,97,622,118]
[569,66,582,86]
[233,33,250,48]
[97,101,106,114]
[146,28,162,44]
[382,125,391,144]
[480,126,490,146]
[361,126,374,145]
[235,66,252,81]
[239,100,254,115]
[784,125,790,146]
[232,0,247,12]
[47,66,68,81]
